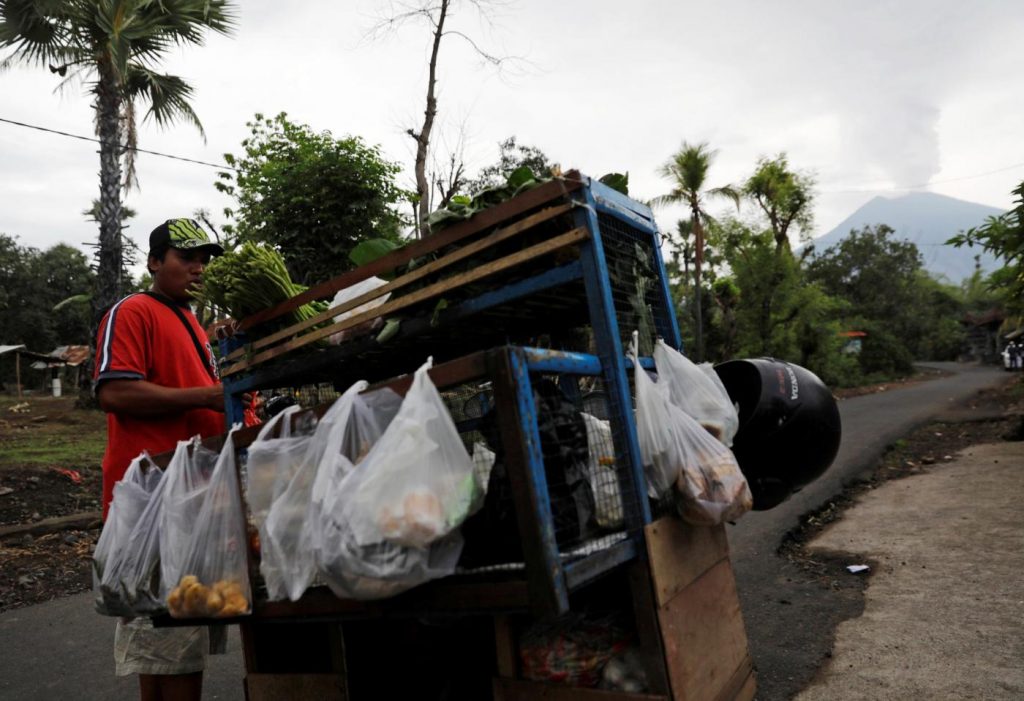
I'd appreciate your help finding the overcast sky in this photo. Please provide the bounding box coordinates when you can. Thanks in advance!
[2,0,1022,270]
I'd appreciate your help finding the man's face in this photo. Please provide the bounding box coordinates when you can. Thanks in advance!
[149,248,212,303]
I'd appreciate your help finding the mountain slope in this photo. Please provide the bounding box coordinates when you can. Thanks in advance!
[808,192,1005,283]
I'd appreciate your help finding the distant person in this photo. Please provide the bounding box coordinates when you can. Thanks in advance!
[94,218,231,701]
[1011,341,1022,370]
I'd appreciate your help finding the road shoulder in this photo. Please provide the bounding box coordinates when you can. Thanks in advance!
[795,440,1024,700]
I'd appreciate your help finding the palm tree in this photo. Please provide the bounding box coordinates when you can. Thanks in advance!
[0,0,235,319]
[652,142,739,361]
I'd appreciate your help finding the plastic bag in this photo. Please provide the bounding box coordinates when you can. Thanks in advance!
[113,439,208,614]
[168,426,250,618]
[260,382,400,601]
[580,413,624,529]
[328,276,391,345]
[93,453,163,615]
[343,358,480,549]
[520,614,630,688]
[653,339,739,446]
[317,528,464,601]
[633,333,752,523]
[245,404,307,531]
[159,437,219,599]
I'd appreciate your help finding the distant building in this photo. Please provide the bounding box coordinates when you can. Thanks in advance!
[960,309,1004,363]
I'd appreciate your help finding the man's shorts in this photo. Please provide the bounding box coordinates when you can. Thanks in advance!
[114,617,208,676]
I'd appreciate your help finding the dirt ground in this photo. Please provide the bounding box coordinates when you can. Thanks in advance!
[0,396,105,612]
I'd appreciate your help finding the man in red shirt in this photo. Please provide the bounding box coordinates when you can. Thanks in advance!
[95,218,227,701]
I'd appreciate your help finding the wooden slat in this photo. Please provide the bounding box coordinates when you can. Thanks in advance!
[223,227,589,377]
[714,657,756,701]
[238,174,584,331]
[492,678,668,701]
[656,559,752,701]
[228,203,574,361]
[626,561,672,695]
[493,615,518,678]
[644,518,729,609]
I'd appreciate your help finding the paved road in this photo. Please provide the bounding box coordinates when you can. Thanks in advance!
[0,362,1008,700]
[728,361,1011,701]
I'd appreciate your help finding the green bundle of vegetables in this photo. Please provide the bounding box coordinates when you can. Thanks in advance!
[195,242,328,329]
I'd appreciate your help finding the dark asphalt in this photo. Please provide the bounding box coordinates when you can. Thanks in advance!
[728,361,1011,700]
[0,362,1008,701]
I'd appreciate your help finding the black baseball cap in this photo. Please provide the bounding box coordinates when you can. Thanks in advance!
[149,218,224,256]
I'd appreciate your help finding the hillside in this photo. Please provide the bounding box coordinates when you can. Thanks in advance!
[807,192,1005,283]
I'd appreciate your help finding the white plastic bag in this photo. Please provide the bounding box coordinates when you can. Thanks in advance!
[632,339,686,498]
[168,426,251,619]
[342,358,480,549]
[328,276,391,345]
[93,452,162,615]
[633,333,752,524]
[580,413,624,529]
[245,405,306,531]
[159,437,218,599]
[260,383,401,601]
[114,439,209,614]
[653,339,739,446]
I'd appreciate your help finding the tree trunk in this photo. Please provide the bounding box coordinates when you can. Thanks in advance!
[414,0,449,238]
[691,202,704,362]
[94,60,125,320]
[81,60,125,408]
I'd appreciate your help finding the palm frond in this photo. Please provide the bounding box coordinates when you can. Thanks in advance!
[125,64,205,140]
[706,184,742,211]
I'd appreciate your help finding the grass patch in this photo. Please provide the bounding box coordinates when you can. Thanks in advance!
[0,396,107,469]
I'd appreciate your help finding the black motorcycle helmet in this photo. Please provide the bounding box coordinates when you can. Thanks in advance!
[713,358,842,510]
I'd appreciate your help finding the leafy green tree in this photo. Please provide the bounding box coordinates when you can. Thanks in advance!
[0,0,236,320]
[805,224,922,324]
[652,142,740,360]
[744,154,815,254]
[0,235,95,353]
[806,223,963,369]
[948,180,1024,315]
[465,137,555,193]
[216,113,409,286]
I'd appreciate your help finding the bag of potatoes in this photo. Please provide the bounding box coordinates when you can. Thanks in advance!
[168,426,252,619]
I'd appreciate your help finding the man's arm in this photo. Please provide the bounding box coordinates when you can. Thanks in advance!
[97,379,224,416]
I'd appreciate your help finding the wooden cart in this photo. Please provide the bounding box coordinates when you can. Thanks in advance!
[149,174,755,700]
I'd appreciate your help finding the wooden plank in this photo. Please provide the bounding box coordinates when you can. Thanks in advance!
[0,511,102,539]
[227,203,574,361]
[492,678,668,701]
[626,561,672,696]
[222,227,589,377]
[238,174,584,331]
[494,615,518,678]
[714,657,755,701]
[644,517,729,609]
[490,348,570,617]
[245,673,346,701]
[656,559,751,701]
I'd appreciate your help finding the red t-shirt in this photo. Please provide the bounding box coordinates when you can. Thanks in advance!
[94,292,225,518]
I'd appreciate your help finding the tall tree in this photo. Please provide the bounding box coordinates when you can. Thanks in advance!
[216,113,407,286]
[744,154,815,254]
[371,0,516,238]
[652,142,740,360]
[0,0,235,320]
